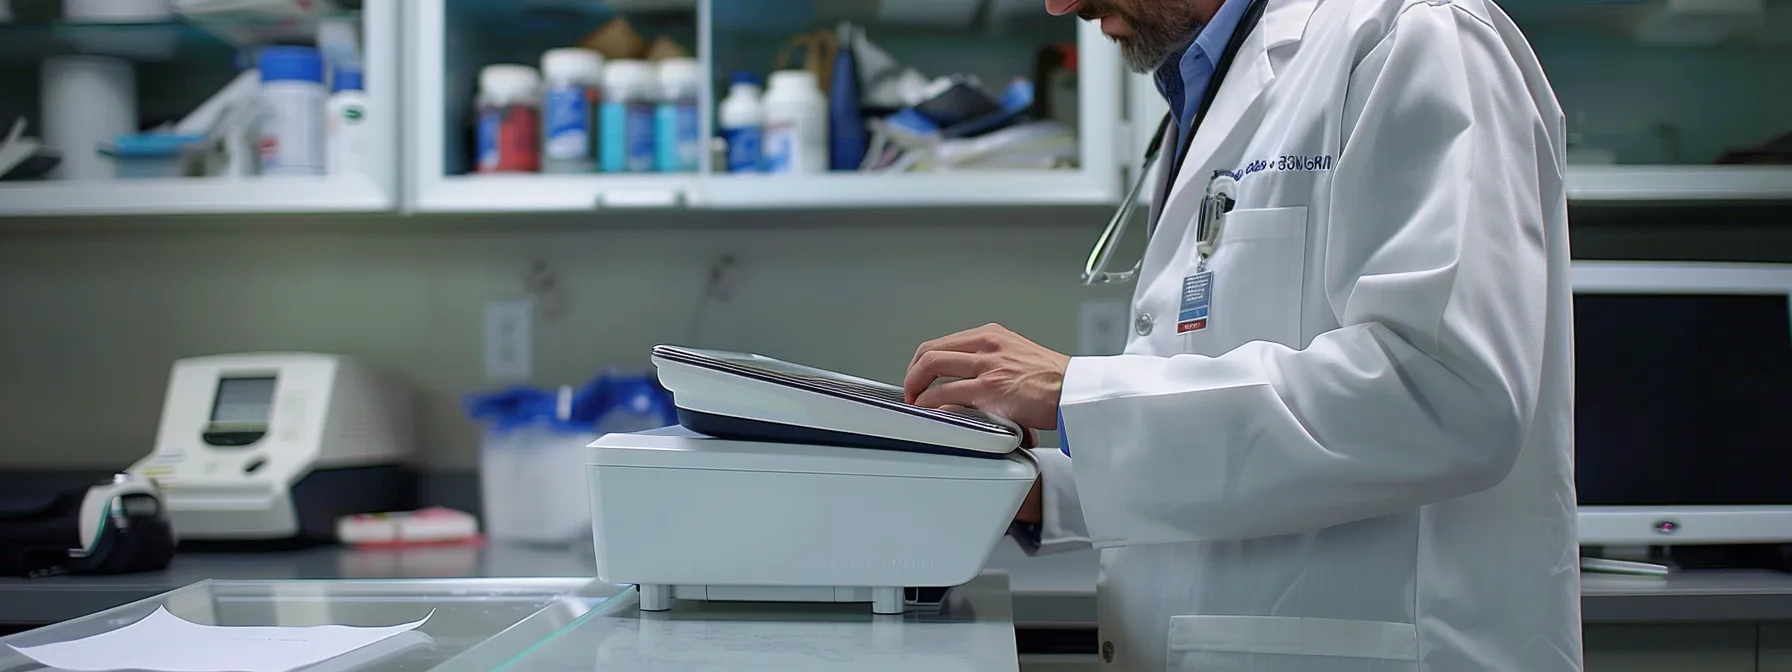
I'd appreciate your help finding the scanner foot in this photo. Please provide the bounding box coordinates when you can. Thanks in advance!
[872,587,903,615]
[639,584,672,611]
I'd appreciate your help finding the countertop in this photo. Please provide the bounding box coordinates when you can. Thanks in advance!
[4,541,1790,628]
[1,575,1021,671]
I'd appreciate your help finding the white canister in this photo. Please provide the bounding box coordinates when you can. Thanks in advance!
[258,46,328,176]
[761,70,828,174]
[41,56,137,181]
[64,0,172,21]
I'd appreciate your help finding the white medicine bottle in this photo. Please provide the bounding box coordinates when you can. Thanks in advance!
[761,70,827,174]
[541,48,604,174]
[258,46,328,176]
[717,72,765,173]
[325,68,369,177]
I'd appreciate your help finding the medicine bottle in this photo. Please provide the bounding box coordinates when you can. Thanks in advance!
[654,57,701,173]
[717,72,765,173]
[761,70,828,174]
[259,46,328,176]
[324,67,370,177]
[599,59,656,173]
[476,64,542,173]
[540,48,604,174]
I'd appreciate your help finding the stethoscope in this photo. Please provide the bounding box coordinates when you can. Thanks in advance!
[1082,0,1271,286]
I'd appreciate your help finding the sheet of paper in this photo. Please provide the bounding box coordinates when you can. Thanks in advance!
[7,605,433,672]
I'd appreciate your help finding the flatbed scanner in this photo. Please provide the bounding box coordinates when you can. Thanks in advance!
[586,345,1038,615]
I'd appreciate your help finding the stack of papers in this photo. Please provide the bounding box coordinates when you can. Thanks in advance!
[6,606,433,672]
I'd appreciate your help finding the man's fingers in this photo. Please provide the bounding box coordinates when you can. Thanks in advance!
[903,351,983,402]
[914,378,984,411]
[910,325,1002,366]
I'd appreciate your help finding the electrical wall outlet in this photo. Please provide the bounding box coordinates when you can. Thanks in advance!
[1078,299,1131,356]
[484,299,533,381]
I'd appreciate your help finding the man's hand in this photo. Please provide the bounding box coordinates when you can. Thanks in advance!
[903,323,1070,431]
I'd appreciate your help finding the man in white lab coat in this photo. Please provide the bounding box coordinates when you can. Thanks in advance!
[902,0,1581,669]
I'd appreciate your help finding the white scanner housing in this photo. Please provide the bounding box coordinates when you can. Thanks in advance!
[128,353,415,542]
[587,428,1037,614]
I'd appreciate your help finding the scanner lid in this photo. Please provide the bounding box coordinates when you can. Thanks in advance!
[588,427,1037,481]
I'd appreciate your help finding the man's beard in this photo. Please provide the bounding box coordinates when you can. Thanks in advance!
[1082,1,1201,73]
[1116,28,1196,73]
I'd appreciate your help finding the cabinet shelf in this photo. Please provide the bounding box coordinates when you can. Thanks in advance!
[411,174,698,212]
[0,12,362,65]
[1566,166,1792,204]
[700,171,1116,209]
[0,176,392,217]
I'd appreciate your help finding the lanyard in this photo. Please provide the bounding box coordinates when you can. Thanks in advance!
[1156,0,1271,205]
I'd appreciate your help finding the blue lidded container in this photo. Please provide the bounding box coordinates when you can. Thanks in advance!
[258,45,325,85]
[102,134,206,179]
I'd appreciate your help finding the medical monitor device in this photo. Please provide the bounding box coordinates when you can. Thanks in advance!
[127,352,417,543]
[649,345,1025,458]
[1573,261,1792,546]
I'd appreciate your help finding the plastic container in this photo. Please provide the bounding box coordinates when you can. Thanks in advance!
[717,72,765,173]
[654,57,701,173]
[599,60,656,173]
[101,133,203,179]
[540,48,604,174]
[325,68,369,177]
[762,69,828,174]
[480,415,597,546]
[41,55,136,181]
[466,375,676,546]
[258,46,327,176]
[64,0,171,21]
[476,64,542,173]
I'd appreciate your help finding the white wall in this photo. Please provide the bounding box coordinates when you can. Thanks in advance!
[0,208,1130,469]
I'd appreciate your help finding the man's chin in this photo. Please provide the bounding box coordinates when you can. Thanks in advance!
[1119,43,1160,74]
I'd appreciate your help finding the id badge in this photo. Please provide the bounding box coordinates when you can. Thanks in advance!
[1177,271,1213,333]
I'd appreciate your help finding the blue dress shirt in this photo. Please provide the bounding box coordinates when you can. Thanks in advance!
[1059,0,1250,460]
[1154,0,1255,167]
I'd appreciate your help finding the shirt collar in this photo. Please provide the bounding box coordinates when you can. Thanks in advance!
[1193,0,1253,72]
[1150,0,1254,106]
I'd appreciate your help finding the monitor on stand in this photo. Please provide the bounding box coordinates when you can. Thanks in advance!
[1572,261,1792,572]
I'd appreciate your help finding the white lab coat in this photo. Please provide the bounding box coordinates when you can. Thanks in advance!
[1030,0,1582,668]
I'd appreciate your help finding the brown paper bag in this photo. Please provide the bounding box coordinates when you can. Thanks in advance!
[580,16,648,60]
[645,36,691,61]
[773,29,838,95]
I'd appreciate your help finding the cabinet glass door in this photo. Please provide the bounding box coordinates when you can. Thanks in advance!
[1122,0,1792,206]
[0,0,401,217]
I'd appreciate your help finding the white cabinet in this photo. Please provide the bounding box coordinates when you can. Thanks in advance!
[0,1,403,217]
[404,0,1127,213]
[1119,0,1792,206]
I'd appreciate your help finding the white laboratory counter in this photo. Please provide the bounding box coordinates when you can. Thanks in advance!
[0,574,1021,671]
[4,540,1792,629]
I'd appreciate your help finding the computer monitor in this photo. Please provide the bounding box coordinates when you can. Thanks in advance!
[1573,261,1792,546]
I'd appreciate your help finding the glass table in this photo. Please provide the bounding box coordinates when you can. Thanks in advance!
[0,575,1018,671]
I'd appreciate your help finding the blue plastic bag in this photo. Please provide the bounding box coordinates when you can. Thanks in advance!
[462,372,675,435]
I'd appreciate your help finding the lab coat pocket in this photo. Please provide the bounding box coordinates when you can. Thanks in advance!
[1168,614,1419,672]
[1180,206,1308,354]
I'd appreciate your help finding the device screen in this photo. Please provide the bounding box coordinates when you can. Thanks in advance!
[210,376,277,424]
[1574,293,1792,506]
